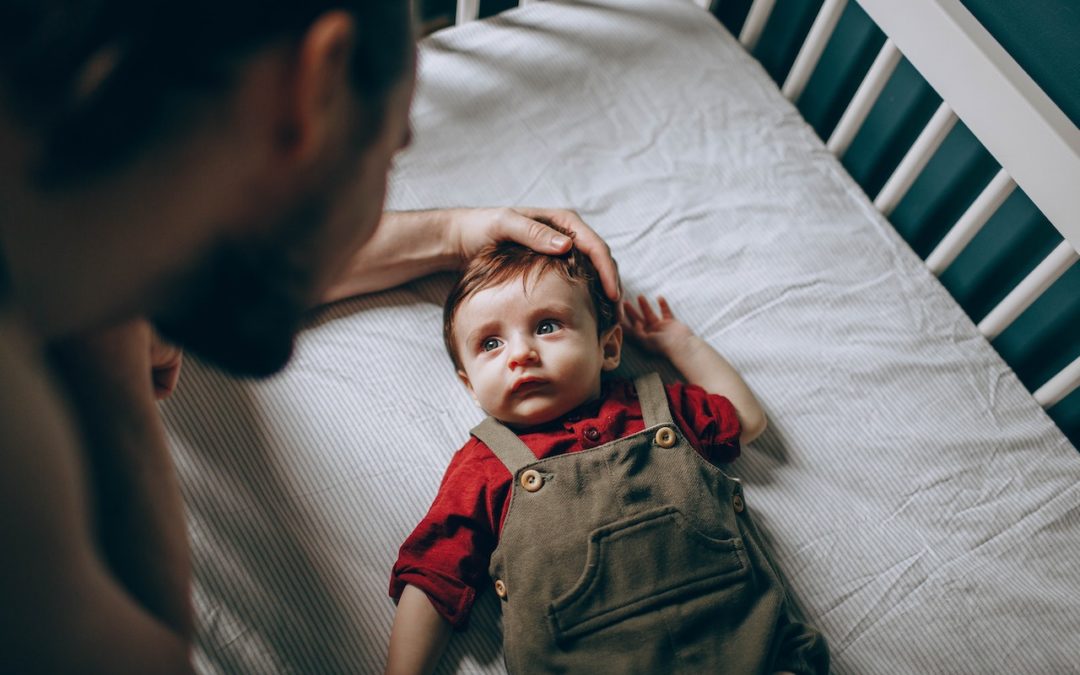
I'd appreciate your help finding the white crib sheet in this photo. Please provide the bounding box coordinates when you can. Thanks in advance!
[162,1,1080,672]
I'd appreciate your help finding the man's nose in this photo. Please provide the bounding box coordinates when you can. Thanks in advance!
[507,337,539,370]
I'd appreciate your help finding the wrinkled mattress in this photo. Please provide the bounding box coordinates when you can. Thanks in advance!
[161,0,1080,672]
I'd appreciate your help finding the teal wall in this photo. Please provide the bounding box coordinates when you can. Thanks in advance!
[714,0,1079,449]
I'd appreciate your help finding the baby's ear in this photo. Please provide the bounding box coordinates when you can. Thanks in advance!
[457,369,480,404]
[600,324,623,371]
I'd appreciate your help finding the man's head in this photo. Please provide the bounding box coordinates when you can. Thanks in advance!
[444,235,622,427]
[0,1,415,375]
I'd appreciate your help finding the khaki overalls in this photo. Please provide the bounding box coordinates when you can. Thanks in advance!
[471,373,825,674]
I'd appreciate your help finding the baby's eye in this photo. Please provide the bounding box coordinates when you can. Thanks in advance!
[536,320,561,335]
[481,337,502,352]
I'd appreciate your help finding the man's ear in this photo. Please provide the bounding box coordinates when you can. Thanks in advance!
[600,324,623,372]
[285,11,356,162]
[457,369,480,405]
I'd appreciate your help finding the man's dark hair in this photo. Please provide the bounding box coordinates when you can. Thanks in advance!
[0,0,413,185]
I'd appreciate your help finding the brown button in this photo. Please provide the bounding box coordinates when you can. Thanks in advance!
[584,427,600,442]
[732,494,745,513]
[520,469,544,492]
[654,426,676,448]
[494,579,507,599]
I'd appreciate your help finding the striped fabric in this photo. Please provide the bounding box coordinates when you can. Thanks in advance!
[161,0,1080,672]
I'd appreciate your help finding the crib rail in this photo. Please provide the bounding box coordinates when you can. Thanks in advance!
[806,0,1080,407]
[444,0,1080,411]
[453,0,712,24]
[742,0,1080,245]
[729,0,1076,410]
[825,39,900,157]
[737,0,774,51]
[780,0,846,102]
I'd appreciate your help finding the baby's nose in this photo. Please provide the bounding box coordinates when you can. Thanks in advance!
[507,339,539,369]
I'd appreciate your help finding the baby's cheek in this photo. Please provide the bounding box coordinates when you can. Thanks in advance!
[483,385,507,412]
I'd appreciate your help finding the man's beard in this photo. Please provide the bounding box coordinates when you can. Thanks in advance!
[151,107,373,378]
[152,198,329,378]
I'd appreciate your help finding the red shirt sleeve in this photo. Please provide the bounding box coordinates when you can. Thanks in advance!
[666,382,741,465]
[389,438,511,629]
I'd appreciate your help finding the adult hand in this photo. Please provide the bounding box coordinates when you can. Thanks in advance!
[53,319,183,401]
[323,208,622,304]
[46,317,194,639]
[150,329,183,400]
[51,319,156,397]
[449,207,621,302]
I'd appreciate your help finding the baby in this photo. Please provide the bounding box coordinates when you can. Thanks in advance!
[385,237,828,674]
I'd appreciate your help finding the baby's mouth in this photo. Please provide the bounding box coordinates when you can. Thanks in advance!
[511,377,548,394]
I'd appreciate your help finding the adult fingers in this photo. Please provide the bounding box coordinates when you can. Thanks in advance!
[518,208,621,302]
[149,326,183,399]
[499,209,572,254]
[565,218,621,302]
[152,354,183,400]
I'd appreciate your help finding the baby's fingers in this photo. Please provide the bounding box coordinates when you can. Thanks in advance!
[636,295,660,325]
[657,296,675,320]
[622,300,643,327]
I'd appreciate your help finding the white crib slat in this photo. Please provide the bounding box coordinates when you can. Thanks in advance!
[739,0,777,52]
[1034,356,1080,409]
[873,102,957,216]
[456,0,480,25]
[925,169,1016,275]
[858,0,1080,256]
[978,240,1079,340]
[826,39,901,157]
[781,0,847,102]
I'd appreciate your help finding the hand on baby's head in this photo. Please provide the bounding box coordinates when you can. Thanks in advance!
[444,239,621,427]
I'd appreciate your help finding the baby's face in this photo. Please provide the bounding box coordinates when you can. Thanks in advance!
[454,271,621,427]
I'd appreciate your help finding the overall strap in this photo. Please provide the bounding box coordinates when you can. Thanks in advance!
[635,372,674,428]
[471,416,538,476]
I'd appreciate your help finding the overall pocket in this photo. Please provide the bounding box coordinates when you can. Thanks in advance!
[547,505,748,644]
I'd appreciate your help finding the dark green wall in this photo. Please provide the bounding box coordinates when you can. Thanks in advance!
[715,0,1079,449]
[958,1,1080,128]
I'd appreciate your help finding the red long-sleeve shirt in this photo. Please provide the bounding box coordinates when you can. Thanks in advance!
[390,378,741,628]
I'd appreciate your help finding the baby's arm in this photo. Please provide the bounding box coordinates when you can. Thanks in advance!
[385,585,453,675]
[623,295,767,443]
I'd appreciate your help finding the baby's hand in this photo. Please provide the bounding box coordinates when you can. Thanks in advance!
[622,295,696,357]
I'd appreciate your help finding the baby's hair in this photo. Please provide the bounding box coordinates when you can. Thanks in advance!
[443,226,617,371]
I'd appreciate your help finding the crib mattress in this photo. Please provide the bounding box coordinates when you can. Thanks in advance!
[161,1,1080,672]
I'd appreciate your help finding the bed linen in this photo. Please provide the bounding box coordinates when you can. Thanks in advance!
[161,0,1080,672]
